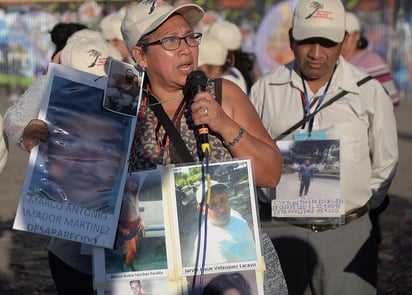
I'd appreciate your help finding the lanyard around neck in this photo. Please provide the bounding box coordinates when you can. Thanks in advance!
[300,75,332,135]
[276,75,373,141]
[146,85,189,164]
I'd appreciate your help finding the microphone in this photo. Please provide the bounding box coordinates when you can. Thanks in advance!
[187,70,210,156]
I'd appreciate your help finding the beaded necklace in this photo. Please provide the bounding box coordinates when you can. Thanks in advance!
[131,84,187,166]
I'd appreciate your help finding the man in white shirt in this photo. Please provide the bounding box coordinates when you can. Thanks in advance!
[250,0,398,294]
[191,182,256,266]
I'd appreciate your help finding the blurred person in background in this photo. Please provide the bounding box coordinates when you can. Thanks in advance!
[342,12,400,108]
[100,12,134,63]
[49,22,87,62]
[208,20,251,94]
[0,114,8,174]
[197,34,228,78]
[342,11,400,245]
[51,28,120,67]
[65,28,106,44]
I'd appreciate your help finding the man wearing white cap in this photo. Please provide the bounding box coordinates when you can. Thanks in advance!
[250,0,398,294]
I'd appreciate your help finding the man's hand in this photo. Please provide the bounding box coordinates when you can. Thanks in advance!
[22,119,49,151]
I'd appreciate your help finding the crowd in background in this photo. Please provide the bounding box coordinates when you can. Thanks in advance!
[0,0,411,101]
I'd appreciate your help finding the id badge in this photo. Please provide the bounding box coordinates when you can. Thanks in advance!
[293,131,327,141]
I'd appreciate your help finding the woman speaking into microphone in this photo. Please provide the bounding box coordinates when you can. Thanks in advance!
[120,1,285,294]
[122,1,281,187]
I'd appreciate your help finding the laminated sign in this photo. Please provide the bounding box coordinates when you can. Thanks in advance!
[13,61,143,248]
[92,159,265,295]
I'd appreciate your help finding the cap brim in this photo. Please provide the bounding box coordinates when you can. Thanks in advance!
[292,26,344,43]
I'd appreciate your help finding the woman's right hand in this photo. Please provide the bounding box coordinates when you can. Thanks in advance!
[22,119,49,152]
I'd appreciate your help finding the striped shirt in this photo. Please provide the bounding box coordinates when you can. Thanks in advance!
[347,50,400,108]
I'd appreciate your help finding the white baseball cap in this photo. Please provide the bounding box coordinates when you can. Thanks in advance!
[345,12,360,34]
[198,34,228,66]
[292,0,346,43]
[208,20,242,51]
[66,28,106,43]
[121,0,204,55]
[60,37,121,76]
[100,12,125,41]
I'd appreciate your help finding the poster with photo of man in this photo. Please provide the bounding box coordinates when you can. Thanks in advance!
[273,139,344,223]
[103,58,144,117]
[13,63,137,248]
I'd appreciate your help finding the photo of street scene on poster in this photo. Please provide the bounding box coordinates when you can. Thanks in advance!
[273,139,344,221]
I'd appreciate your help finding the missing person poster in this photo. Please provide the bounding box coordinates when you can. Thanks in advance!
[92,159,264,295]
[272,139,345,224]
[13,62,141,248]
[103,59,144,117]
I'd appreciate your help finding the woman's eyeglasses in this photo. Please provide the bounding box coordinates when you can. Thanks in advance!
[143,33,202,51]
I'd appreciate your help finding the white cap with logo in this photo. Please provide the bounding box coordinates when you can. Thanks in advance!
[292,0,346,43]
[121,0,204,55]
[60,38,122,77]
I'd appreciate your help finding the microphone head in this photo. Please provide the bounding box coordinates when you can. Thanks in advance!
[187,70,208,94]
[185,70,210,158]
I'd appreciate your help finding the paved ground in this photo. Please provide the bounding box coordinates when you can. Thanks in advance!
[376,99,412,295]
[0,97,411,294]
